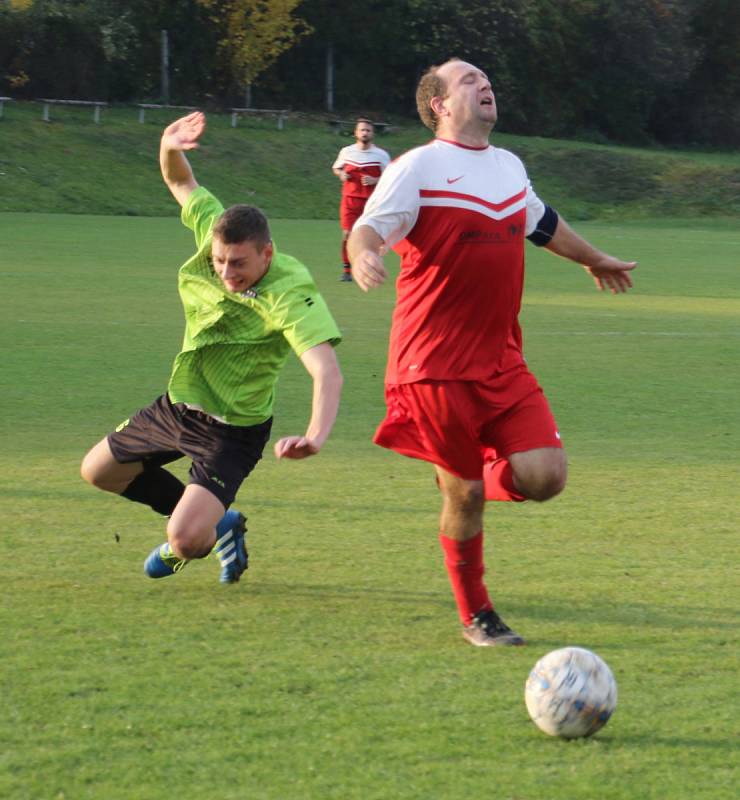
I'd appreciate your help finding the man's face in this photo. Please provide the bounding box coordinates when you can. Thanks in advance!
[355,122,374,144]
[435,60,497,130]
[211,236,273,293]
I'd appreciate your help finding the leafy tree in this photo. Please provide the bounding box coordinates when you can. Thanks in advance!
[405,0,534,131]
[0,0,220,102]
[257,0,414,113]
[72,0,221,102]
[1,0,737,146]
[561,0,695,143]
[0,1,109,98]
[680,0,740,145]
[195,0,311,103]
[1,2,29,90]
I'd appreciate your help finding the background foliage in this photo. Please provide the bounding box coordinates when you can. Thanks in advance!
[2,0,739,146]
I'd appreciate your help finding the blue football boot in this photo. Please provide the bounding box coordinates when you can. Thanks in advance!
[212,510,248,584]
[143,542,189,579]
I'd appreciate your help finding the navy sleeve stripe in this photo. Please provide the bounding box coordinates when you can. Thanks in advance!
[527,205,559,246]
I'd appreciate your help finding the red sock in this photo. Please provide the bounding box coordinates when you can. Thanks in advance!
[439,531,493,625]
[341,240,349,268]
[483,458,526,502]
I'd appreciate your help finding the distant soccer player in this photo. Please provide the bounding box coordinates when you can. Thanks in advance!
[332,118,390,281]
[349,59,636,646]
[81,111,342,584]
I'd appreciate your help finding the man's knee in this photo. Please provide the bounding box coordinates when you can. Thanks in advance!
[441,480,485,516]
[80,441,140,493]
[510,450,568,502]
[167,483,225,558]
[80,452,100,487]
[167,513,216,558]
[80,448,116,490]
[166,519,211,560]
[522,470,567,501]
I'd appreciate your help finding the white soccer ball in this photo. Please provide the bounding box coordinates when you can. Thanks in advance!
[525,646,617,738]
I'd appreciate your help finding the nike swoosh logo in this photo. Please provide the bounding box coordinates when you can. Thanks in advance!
[446,175,464,184]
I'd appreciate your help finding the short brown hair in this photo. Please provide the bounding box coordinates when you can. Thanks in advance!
[416,58,458,132]
[355,117,374,129]
[212,204,271,248]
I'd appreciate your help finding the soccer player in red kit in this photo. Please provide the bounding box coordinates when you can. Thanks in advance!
[332,118,390,281]
[348,59,636,647]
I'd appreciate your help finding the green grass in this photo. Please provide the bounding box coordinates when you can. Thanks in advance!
[1,100,739,221]
[0,211,738,799]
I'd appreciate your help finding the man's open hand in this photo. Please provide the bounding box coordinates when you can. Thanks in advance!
[584,257,637,294]
[162,111,206,152]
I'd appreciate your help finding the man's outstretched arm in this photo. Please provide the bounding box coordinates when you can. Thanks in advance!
[545,217,637,294]
[273,342,343,460]
[159,111,205,208]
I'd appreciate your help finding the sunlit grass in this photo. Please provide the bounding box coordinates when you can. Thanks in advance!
[0,213,737,799]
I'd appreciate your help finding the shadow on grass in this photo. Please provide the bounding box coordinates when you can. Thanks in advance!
[612,732,734,750]
[509,597,738,633]
[241,581,738,633]
[237,579,451,609]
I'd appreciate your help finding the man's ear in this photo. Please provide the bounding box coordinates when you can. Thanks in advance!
[430,95,447,118]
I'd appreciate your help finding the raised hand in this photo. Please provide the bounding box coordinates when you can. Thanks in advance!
[162,111,206,152]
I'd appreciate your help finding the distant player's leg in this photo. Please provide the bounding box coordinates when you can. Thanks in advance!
[339,198,366,280]
[340,229,352,280]
[435,466,526,647]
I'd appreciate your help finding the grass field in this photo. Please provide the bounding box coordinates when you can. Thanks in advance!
[1,210,737,799]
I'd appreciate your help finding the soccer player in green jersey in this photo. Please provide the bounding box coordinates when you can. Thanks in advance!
[81,111,343,584]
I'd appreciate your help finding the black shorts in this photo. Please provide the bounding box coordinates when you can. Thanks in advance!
[107,394,272,507]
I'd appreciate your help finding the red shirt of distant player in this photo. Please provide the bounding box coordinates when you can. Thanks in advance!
[355,138,547,382]
[333,143,391,202]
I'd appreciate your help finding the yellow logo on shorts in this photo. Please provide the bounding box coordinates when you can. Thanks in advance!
[115,418,130,432]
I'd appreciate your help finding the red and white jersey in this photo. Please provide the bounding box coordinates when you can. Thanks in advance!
[333,143,391,200]
[355,138,546,384]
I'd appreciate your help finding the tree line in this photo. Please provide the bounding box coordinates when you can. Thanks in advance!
[2,0,738,147]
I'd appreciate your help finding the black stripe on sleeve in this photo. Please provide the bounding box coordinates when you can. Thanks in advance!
[527,205,559,247]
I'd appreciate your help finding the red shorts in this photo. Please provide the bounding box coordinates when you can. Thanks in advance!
[374,366,562,480]
[340,196,368,231]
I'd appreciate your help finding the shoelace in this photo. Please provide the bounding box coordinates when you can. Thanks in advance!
[160,544,188,572]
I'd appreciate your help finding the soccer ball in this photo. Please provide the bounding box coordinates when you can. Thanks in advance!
[524,646,617,738]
